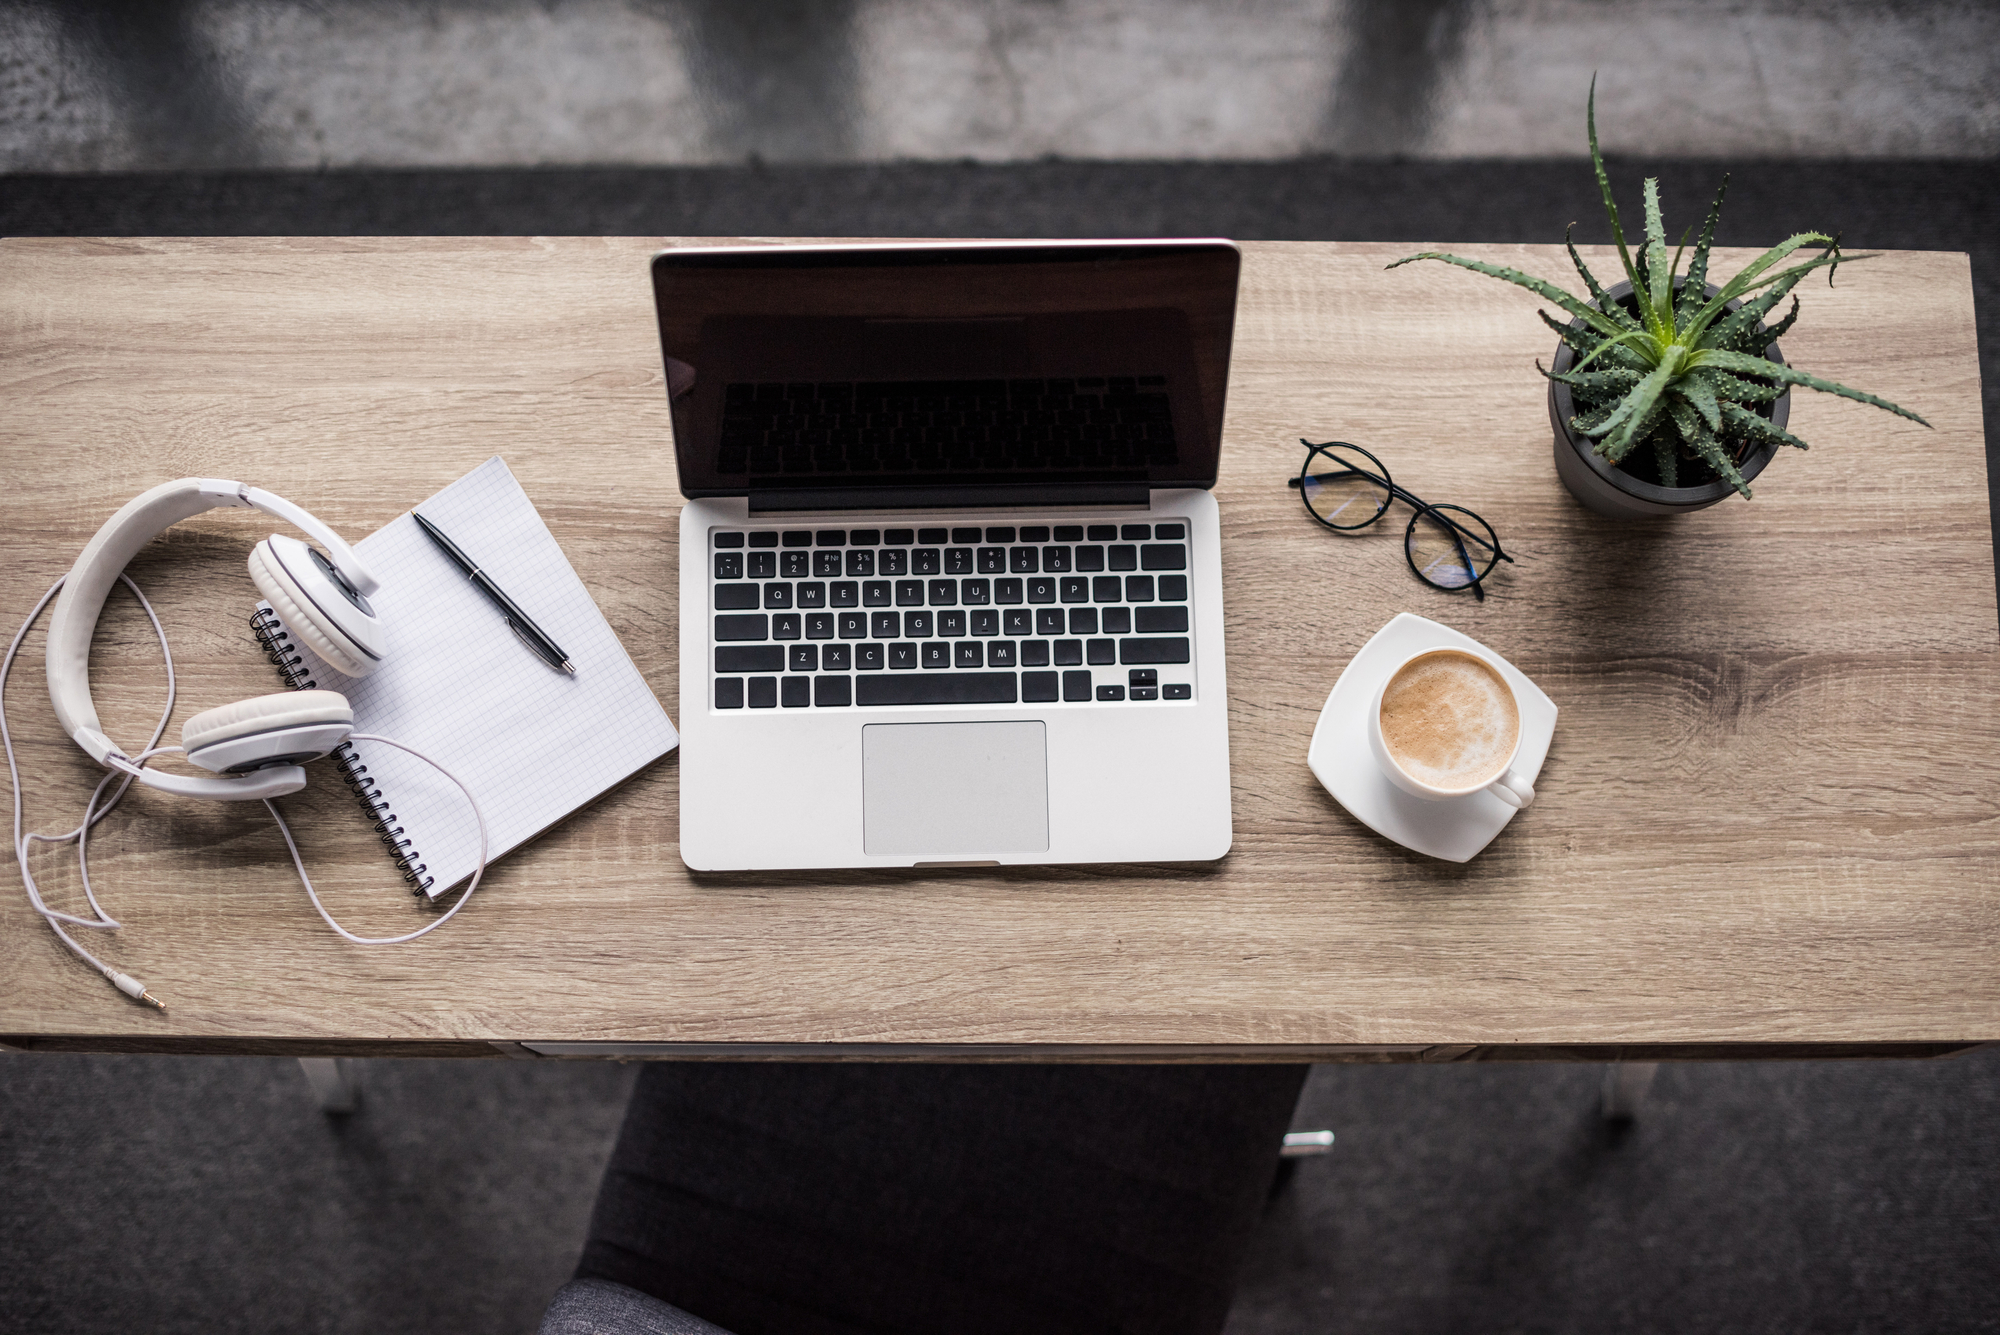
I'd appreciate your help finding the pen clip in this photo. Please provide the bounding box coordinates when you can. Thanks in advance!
[507,617,564,672]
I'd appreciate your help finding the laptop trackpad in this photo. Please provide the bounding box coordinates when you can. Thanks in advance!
[862,721,1049,857]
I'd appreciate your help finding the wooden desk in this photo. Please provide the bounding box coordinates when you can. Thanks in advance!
[1,238,1992,1062]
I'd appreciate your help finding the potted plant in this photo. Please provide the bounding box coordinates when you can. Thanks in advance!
[1389,81,1930,520]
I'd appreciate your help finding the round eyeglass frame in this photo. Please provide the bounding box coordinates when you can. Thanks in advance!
[1291,440,1510,598]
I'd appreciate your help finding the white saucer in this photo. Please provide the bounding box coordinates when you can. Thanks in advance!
[1307,613,1557,862]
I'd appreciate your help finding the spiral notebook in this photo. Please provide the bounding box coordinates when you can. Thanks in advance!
[251,456,678,897]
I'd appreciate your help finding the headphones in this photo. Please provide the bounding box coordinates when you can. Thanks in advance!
[47,478,387,798]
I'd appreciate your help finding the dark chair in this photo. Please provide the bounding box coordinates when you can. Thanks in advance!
[542,1061,1309,1335]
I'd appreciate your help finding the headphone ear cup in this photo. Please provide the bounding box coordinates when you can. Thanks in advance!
[249,538,377,677]
[182,690,354,774]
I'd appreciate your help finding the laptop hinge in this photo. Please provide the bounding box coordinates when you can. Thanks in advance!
[747,484,1151,515]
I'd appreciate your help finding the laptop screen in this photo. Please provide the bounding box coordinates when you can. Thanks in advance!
[652,241,1240,501]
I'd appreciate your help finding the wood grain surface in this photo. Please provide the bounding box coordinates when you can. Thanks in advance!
[1,237,1992,1057]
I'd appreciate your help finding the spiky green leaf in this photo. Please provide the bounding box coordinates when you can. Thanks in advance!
[1683,234,1840,339]
[1539,309,1647,368]
[1587,76,1642,295]
[1680,173,1730,322]
[1542,363,1643,398]
[1651,430,1679,488]
[1692,349,1933,427]
[1591,353,1680,458]
[1673,374,1722,431]
[1565,225,1640,329]
[1668,398,1751,498]
[1573,326,1662,374]
[1685,366,1783,405]
[1387,252,1627,338]
[1642,177,1671,330]
[1721,401,1811,450]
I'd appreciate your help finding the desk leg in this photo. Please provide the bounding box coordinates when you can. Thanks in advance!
[298,1057,359,1114]
[1600,1062,1658,1121]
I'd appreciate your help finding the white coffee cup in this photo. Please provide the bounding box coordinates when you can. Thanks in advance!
[1367,645,1536,809]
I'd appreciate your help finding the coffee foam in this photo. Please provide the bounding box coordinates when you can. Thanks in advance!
[1378,650,1520,790]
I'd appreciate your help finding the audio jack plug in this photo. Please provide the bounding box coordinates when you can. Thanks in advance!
[108,970,166,1012]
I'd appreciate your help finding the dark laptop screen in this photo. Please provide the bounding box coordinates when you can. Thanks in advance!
[652,242,1240,500]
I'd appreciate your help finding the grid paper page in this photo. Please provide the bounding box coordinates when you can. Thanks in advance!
[265,456,677,895]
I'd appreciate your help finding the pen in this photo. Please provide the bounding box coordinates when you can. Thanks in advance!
[411,510,576,674]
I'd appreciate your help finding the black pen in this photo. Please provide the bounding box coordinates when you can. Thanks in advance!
[411,510,576,674]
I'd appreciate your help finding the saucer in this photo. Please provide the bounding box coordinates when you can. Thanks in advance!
[1307,613,1557,862]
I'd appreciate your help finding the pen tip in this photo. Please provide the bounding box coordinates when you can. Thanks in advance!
[561,660,577,675]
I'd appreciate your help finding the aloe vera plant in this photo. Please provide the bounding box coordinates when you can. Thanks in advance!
[1388,81,1929,497]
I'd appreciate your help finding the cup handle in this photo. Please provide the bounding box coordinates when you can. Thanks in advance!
[1487,766,1535,809]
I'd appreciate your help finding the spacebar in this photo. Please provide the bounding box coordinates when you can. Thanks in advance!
[855,673,1018,706]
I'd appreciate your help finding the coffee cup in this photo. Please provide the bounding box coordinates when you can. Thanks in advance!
[1367,645,1536,808]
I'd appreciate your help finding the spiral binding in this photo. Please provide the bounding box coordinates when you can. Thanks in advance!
[250,609,434,895]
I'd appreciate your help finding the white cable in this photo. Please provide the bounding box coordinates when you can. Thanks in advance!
[263,732,487,945]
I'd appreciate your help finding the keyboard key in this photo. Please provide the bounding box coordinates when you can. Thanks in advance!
[1137,606,1189,633]
[1159,575,1188,601]
[714,552,743,579]
[940,611,967,637]
[1004,609,1033,636]
[857,643,885,670]
[1027,577,1056,603]
[815,675,852,707]
[1125,576,1154,602]
[849,529,881,546]
[748,552,776,579]
[906,611,933,637]
[816,529,846,547]
[1129,686,1158,701]
[878,549,908,576]
[748,676,777,708]
[1022,526,1052,543]
[922,642,950,668]
[885,528,914,544]
[987,640,1017,667]
[896,579,925,606]
[1087,524,1117,541]
[1022,670,1059,702]
[1141,544,1188,571]
[1121,524,1151,541]
[1052,525,1081,542]
[1062,670,1093,702]
[985,526,1016,543]
[782,530,812,547]
[716,645,784,673]
[1068,608,1099,635]
[748,531,778,548]
[715,614,767,641]
[972,609,999,636]
[980,547,1008,573]
[1128,668,1158,686]
[813,551,842,578]
[1035,608,1065,636]
[773,613,802,640]
[714,532,745,549]
[1042,546,1071,572]
[862,581,891,606]
[1086,639,1116,665]
[995,578,1023,605]
[823,644,852,671]
[955,642,984,668]
[1154,523,1185,539]
[913,548,941,574]
[831,582,859,607]
[1059,577,1089,603]
[764,582,792,609]
[715,677,744,708]
[845,550,874,577]
[1054,639,1083,666]
[715,584,759,610]
[929,579,958,606]
[1074,546,1104,572]
[961,578,990,605]
[1163,683,1191,700]
[889,642,918,669]
[782,676,811,707]
[872,611,901,639]
[917,527,948,544]
[805,613,834,639]
[780,550,808,578]
[951,526,981,544]
[1120,637,1190,664]
[1092,576,1120,603]
[798,581,827,608]
[838,611,867,639]
[1022,640,1051,666]
[1097,684,1126,701]
[789,644,819,672]
[856,674,1019,706]
[1010,547,1039,573]
[1108,545,1137,571]
[1102,608,1132,635]
[945,548,973,574]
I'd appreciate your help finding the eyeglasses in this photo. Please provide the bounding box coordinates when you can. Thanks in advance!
[1287,440,1513,601]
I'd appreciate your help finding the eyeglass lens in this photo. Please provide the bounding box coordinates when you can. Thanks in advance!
[1405,504,1499,590]
[1299,445,1390,530]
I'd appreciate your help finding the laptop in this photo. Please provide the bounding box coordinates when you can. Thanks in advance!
[656,240,1241,871]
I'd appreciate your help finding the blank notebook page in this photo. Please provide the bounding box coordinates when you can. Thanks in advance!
[266,455,677,896]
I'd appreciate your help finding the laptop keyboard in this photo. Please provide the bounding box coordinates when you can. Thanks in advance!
[710,523,1195,710]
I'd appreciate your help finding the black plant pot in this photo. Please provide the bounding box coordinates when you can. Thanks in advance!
[1549,281,1791,520]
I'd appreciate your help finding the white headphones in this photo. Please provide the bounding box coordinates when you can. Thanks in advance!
[47,478,387,799]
